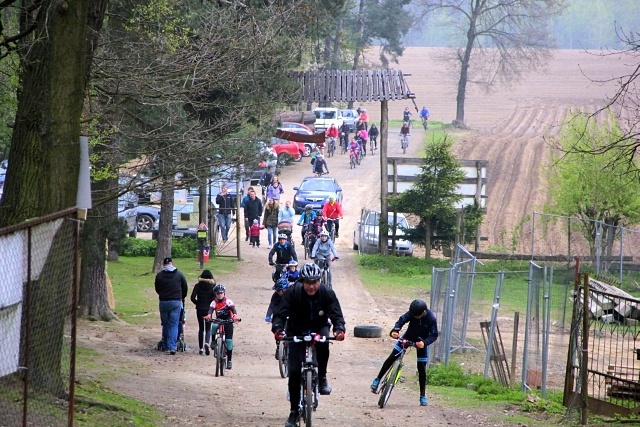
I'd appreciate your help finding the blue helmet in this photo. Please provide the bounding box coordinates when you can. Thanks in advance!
[273,278,290,291]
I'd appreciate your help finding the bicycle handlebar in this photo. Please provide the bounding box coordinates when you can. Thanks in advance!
[282,334,336,343]
[203,317,240,324]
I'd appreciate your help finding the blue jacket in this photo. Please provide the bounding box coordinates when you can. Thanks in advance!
[392,310,438,346]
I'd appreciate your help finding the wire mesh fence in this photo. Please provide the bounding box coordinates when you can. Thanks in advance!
[0,209,79,427]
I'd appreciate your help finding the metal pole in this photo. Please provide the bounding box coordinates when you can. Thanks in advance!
[380,100,389,255]
[510,311,519,389]
[541,266,550,398]
[236,180,242,261]
[521,268,533,391]
[619,227,624,285]
[581,273,589,425]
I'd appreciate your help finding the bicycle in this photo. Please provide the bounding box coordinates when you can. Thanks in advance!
[340,133,349,154]
[283,334,336,427]
[300,224,314,260]
[313,257,337,289]
[421,116,429,130]
[400,134,409,154]
[326,137,336,158]
[207,318,239,377]
[370,137,376,156]
[349,151,357,169]
[271,263,290,282]
[325,218,337,241]
[374,338,419,408]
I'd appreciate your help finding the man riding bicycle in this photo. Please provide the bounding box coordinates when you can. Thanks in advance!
[268,234,298,281]
[272,262,346,427]
[370,299,438,406]
[312,153,329,176]
[322,195,343,238]
[419,105,430,129]
[297,204,316,245]
[325,123,339,153]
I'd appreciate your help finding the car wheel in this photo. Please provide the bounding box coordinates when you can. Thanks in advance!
[303,144,312,157]
[137,214,154,232]
[353,325,382,338]
[277,153,288,166]
[294,150,303,162]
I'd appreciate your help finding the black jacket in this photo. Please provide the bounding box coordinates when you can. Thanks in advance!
[392,310,438,346]
[244,196,263,221]
[155,268,188,301]
[272,282,345,336]
[369,126,379,138]
[216,192,235,214]
[190,278,216,310]
[268,242,298,264]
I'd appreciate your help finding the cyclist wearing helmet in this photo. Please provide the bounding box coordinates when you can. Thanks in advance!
[204,284,241,369]
[265,277,291,359]
[311,231,339,288]
[370,298,438,406]
[322,194,343,238]
[272,262,346,427]
[312,152,329,176]
[297,204,316,244]
[268,233,298,281]
[282,260,300,283]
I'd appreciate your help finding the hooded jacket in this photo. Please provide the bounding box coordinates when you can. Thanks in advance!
[190,277,216,310]
[155,266,188,301]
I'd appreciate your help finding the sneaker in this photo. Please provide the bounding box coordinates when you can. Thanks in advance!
[284,411,298,427]
[420,396,428,406]
[204,343,210,355]
[169,350,176,355]
[319,377,332,395]
[199,349,204,355]
[268,245,272,249]
[370,378,380,393]
[246,236,249,241]
[165,350,172,355]
[227,360,233,370]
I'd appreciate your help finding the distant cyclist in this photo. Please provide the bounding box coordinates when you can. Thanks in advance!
[349,139,361,163]
[368,123,379,150]
[419,106,430,129]
[402,106,412,126]
[312,153,329,176]
[325,123,339,152]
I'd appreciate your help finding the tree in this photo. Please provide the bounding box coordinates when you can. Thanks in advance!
[414,0,566,126]
[546,111,640,257]
[389,135,468,258]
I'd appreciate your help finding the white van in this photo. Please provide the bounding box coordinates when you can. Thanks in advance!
[312,108,343,133]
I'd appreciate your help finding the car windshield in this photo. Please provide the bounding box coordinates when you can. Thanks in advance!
[299,179,334,192]
[314,110,336,120]
[364,213,408,228]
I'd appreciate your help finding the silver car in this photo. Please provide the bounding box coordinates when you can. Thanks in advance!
[353,211,414,256]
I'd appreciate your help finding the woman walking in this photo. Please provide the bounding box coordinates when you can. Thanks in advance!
[263,198,280,249]
[190,270,216,355]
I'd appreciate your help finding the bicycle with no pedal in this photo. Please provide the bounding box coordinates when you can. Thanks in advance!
[374,338,419,408]
[283,334,337,427]
[208,317,239,377]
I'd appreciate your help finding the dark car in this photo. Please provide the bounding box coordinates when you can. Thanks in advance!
[292,176,343,214]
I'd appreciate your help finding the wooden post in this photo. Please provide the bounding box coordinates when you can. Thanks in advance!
[510,311,519,389]
[581,273,589,425]
[563,258,581,407]
[380,100,389,255]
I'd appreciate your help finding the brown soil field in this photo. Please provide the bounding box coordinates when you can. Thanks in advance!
[78,47,634,427]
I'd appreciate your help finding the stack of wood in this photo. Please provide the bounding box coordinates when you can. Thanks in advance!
[606,364,640,400]
[275,110,316,128]
[585,278,640,326]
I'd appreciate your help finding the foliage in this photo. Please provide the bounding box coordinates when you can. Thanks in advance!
[389,134,477,257]
[119,237,198,258]
[546,111,640,255]
[357,253,449,274]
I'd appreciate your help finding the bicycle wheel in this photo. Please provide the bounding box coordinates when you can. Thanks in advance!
[215,336,225,377]
[278,341,288,378]
[350,155,355,169]
[378,360,401,408]
[305,369,314,426]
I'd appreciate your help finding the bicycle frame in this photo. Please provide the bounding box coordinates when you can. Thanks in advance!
[210,318,235,377]
[377,339,417,408]
[314,258,332,289]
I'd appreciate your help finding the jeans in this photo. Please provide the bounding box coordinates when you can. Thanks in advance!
[217,213,232,241]
[266,225,278,246]
[159,300,182,351]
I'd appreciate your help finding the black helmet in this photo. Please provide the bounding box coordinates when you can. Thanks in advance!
[299,262,322,281]
[409,299,427,316]
[213,284,226,294]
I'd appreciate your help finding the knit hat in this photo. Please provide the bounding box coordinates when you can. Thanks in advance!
[253,219,259,224]
[200,270,214,280]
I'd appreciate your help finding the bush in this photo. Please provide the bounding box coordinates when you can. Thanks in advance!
[357,254,449,276]
[120,237,200,258]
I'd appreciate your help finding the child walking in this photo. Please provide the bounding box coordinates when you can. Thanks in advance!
[250,219,261,247]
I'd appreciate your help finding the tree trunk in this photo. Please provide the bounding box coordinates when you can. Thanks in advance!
[154,180,175,272]
[455,15,477,127]
[348,0,366,109]
[425,220,432,259]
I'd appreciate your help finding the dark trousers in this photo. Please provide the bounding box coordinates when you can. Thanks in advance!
[326,218,339,235]
[287,325,330,412]
[376,341,428,396]
[196,308,212,349]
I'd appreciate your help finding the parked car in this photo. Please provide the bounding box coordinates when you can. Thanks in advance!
[135,205,161,232]
[269,136,304,163]
[278,122,317,156]
[117,200,138,238]
[353,211,414,256]
[339,109,359,132]
[312,108,344,134]
[292,176,343,214]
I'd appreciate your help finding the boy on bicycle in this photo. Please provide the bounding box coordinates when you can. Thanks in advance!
[265,278,290,359]
[297,204,316,244]
[348,139,360,163]
[311,231,339,288]
[282,260,300,284]
[370,299,438,406]
[272,263,346,427]
[204,284,241,369]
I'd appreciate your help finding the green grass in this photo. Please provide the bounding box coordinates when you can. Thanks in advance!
[107,255,238,325]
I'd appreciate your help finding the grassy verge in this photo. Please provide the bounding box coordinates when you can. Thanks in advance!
[68,255,240,425]
[354,254,583,425]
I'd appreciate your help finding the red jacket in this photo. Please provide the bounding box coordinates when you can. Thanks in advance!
[325,126,339,138]
[322,201,343,220]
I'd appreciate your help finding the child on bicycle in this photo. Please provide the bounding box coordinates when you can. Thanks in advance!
[368,123,379,150]
[204,284,241,369]
[308,210,326,249]
[370,299,438,406]
[311,231,339,288]
[265,277,290,359]
[349,139,360,162]
[297,204,316,245]
[282,260,300,284]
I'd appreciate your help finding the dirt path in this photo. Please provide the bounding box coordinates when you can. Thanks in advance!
[78,125,510,427]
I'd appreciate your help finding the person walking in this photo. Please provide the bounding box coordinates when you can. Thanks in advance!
[266,175,284,203]
[263,198,280,249]
[278,200,296,224]
[155,257,188,355]
[272,263,346,427]
[215,185,234,242]
[190,269,216,355]
[243,189,263,242]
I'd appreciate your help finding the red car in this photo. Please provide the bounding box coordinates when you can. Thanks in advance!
[269,137,304,163]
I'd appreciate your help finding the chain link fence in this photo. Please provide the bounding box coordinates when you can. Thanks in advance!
[0,208,79,427]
